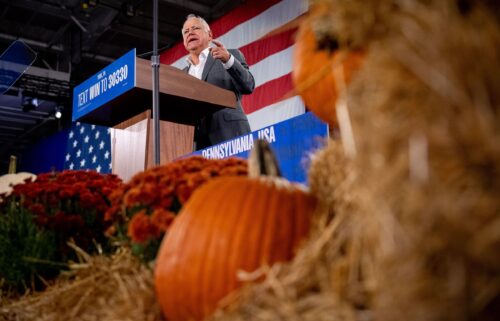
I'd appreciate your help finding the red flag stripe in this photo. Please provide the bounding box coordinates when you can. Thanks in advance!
[242,73,294,114]
[239,27,297,66]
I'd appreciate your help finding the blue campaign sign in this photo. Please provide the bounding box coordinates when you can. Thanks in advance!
[192,112,329,185]
[72,48,136,121]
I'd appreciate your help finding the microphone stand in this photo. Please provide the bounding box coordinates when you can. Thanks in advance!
[151,0,160,165]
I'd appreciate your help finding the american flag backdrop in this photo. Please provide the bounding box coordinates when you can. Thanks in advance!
[63,122,112,173]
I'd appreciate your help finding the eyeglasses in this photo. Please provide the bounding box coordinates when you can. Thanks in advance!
[183,25,203,36]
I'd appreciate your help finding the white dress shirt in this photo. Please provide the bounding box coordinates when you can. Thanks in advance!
[187,47,209,79]
[187,46,235,79]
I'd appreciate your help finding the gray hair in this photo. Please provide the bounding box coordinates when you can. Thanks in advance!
[183,14,211,35]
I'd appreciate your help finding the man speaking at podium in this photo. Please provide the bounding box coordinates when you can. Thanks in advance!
[182,14,255,150]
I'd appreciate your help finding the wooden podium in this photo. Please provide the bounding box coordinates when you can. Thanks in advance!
[74,53,236,181]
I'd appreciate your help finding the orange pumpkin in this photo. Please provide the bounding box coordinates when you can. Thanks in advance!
[155,143,317,321]
[292,10,365,128]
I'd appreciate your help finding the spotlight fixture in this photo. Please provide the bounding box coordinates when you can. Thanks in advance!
[54,106,63,119]
[22,97,39,112]
[125,3,135,17]
[81,0,97,9]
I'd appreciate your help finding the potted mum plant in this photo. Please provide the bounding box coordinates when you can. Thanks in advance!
[0,170,122,292]
[104,156,248,262]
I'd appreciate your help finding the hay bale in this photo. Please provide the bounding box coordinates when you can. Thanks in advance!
[345,1,500,320]
[211,0,500,320]
[0,248,163,321]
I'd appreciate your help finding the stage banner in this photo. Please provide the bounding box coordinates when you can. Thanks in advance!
[192,112,328,184]
[72,48,136,121]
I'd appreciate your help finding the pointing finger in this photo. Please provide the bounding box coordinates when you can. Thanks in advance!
[211,39,223,48]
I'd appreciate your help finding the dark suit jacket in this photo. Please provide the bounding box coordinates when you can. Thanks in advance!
[184,49,254,149]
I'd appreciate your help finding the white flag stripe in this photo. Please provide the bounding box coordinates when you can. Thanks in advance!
[250,45,294,88]
[172,0,307,69]
[247,96,305,131]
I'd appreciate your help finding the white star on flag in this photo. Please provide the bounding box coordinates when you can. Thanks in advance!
[64,122,112,173]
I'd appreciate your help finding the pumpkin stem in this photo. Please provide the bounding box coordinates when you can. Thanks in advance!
[248,139,282,178]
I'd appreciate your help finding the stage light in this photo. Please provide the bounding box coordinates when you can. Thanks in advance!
[125,3,135,17]
[55,106,63,119]
[22,97,39,112]
[81,0,97,9]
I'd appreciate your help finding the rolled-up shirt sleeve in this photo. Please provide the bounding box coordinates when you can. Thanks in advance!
[222,54,235,69]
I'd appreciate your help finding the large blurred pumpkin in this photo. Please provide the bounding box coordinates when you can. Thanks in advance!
[155,141,317,321]
[0,172,36,197]
[292,5,365,128]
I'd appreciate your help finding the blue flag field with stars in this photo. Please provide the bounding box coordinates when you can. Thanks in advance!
[64,122,112,173]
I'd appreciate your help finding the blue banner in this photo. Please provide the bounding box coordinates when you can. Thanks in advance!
[72,48,136,121]
[192,112,328,184]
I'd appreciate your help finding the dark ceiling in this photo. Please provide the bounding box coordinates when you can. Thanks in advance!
[0,0,244,171]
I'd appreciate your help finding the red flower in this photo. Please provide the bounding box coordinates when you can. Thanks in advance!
[59,187,75,198]
[29,204,45,216]
[1,169,123,253]
[35,214,49,227]
[79,192,96,208]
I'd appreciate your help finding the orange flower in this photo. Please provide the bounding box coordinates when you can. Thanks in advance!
[123,187,141,206]
[151,209,175,232]
[105,156,248,261]
[176,183,192,204]
[104,205,121,222]
[104,225,117,237]
[127,210,161,244]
